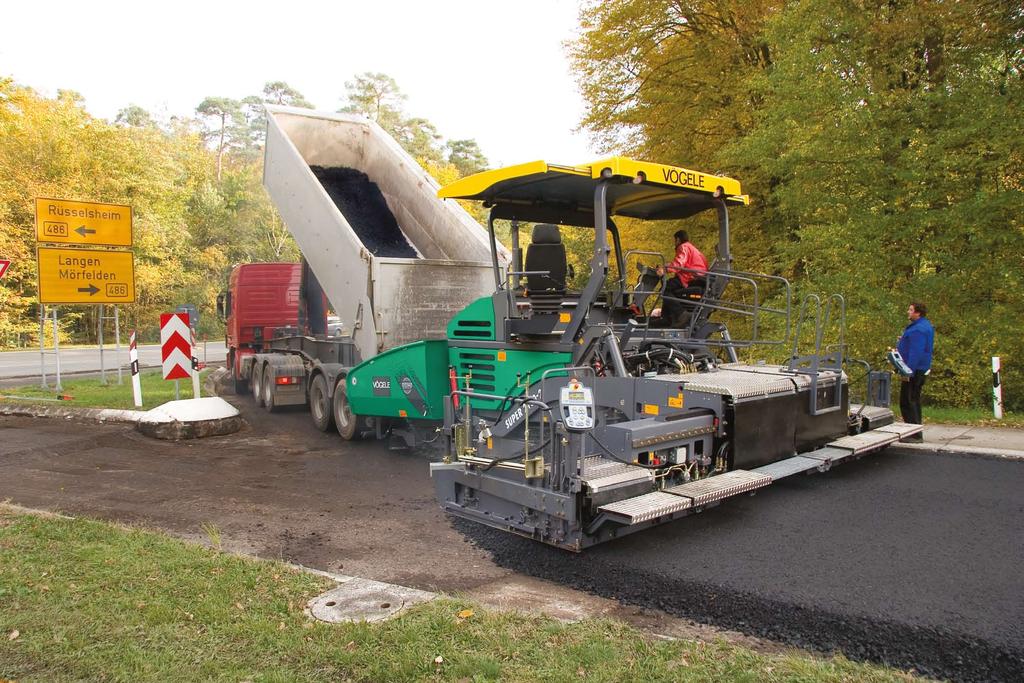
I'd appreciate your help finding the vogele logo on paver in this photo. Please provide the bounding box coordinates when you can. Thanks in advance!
[372,376,391,396]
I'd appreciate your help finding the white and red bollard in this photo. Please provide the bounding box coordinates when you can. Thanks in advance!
[992,356,1003,420]
[129,330,143,408]
[190,327,201,399]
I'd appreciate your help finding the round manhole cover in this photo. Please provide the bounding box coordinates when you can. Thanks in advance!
[307,578,431,623]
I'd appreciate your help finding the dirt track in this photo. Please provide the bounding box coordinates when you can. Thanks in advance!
[2,402,1022,681]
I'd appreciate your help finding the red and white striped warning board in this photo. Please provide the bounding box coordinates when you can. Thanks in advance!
[160,312,193,380]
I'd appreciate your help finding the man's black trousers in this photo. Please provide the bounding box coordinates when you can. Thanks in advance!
[899,370,927,424]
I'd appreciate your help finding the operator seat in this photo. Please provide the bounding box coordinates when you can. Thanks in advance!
[524,223,567,314]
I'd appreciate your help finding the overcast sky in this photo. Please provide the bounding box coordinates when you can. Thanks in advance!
[1,0,597,168]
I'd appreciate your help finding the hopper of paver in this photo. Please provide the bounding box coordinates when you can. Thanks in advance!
[263,105,506,358]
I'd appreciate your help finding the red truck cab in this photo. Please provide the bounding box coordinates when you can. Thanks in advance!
[221,263,302,389]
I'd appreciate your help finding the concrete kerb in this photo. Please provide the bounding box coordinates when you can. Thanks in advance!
[0,380,245,441]
[891,441,1024,461]
[0,402,144,424]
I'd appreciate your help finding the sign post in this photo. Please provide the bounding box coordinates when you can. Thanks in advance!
[114,307,123,385]
[51,307,63,392]
[38,304,47,389]
[99,304,106,385]
[34,197,134,394]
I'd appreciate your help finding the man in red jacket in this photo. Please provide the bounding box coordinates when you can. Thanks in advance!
[656,230,708,327]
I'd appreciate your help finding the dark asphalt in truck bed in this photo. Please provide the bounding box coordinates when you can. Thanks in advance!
[457,450,1024,682]
[310,166,418,258]
[2,404,1021,681]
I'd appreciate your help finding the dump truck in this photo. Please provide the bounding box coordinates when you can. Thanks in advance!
[226,106,506,439]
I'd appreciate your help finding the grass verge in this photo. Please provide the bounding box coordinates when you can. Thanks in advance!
[0,369,207,410]
[919,405,1023,429]
[0,506,918,682]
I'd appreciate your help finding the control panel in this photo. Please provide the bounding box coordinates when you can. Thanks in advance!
[560,379,594,431]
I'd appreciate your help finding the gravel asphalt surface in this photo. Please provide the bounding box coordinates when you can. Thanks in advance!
[1,399,1021,681]
[459,449,1024,681]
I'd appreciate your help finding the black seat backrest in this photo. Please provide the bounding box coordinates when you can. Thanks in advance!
[525,224,567,293]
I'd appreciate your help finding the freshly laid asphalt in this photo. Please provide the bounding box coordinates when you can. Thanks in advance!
[1,399,1021,681]
[460,449,1024,681]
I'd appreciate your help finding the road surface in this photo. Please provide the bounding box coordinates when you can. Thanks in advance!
[1,398,1020,682]
[0,342,227,380]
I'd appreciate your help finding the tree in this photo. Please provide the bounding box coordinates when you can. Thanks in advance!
[569,0,1024,408]
[115,104,156,128]
[447,139,488,176]
[196,97,244,181]
[339,72,406,131]
[242,81,316,151]
[262,81,313,108]
[394,117,444,163]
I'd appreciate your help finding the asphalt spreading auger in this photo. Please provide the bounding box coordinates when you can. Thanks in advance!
[340,157,922,551]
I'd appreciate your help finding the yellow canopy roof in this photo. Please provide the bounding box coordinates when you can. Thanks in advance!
[439,156,748,224]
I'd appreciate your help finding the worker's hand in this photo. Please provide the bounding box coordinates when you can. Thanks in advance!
[655,265,665,277]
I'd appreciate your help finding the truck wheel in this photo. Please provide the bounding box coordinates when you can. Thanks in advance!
[309,374,335,432]
[333,379,365,441]
[251,363,265,406]
[262,367,279,413]
[230,353,248,394]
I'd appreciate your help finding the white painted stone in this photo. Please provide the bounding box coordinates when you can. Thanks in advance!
[139,397,239,424]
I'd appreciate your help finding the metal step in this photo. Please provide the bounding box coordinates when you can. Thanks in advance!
[598,491,693,525]
[580,456,654,493]
[827,429,900,454]
[752,455,824,480]
[876,421,924,439]
[663,470,773,506]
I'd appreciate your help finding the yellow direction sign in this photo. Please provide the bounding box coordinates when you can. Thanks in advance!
[37,246,135,304]
[35,197,133,247]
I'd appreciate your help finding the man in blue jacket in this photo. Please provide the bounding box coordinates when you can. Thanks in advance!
[896,301,935,435]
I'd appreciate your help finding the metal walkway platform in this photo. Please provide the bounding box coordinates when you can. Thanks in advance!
[663,470,772,506]
[598,469,770,523]
[597,422,924,526]
[598,491,693,525]
[580,456,654,493]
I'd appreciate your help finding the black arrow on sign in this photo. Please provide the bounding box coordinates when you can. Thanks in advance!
[75,225,96,237]
[77,284,100,296]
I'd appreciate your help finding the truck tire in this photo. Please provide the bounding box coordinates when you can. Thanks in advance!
[309,373,335,432]
[262,367,279,413]
[333,378,366,441]
[251,363,265,406]
[230,352,248,394]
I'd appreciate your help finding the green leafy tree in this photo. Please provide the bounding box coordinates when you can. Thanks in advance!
[241,81,316,150]
[263,81,313,108]
[395,117,444,163]
[570,0,1024,408]
[340,72,406,132]
[196,97,245,181]
[115,104,156,128]
[447,139,488,176]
